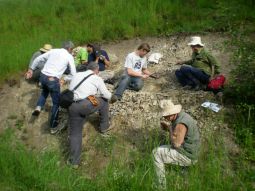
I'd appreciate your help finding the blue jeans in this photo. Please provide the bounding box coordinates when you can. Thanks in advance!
[36,73,60,128]
[115,73,144,98]
[175,66,210,87]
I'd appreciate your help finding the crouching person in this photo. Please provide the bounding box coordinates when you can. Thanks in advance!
[68,62,113,168]
[153,100,200,189]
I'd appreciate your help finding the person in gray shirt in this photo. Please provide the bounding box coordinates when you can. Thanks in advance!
[28,44,52,81]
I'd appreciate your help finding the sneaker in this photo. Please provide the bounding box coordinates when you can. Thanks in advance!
[50,127,59,135]
[32,106,41,116]
[100,125,114,134]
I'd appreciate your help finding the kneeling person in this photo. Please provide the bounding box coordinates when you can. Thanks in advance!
[153,100,200,189]
[68,62,112,167]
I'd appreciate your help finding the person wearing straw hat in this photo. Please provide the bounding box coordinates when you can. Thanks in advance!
[175,36,220,91]
[27,44,53,82]
[26,41,76,135]
[153,100,200,189]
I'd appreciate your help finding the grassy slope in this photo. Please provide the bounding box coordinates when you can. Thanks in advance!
[0,0,224,81]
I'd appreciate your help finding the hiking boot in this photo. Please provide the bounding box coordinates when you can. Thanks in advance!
[100,125,114,134]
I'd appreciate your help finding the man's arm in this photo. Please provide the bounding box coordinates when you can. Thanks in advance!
[97,78,112,100]
[142,68,152,76]
[101,52,111,68]
[207,53,220,76]
[68,58,77,77]
[171,123,187,148]
[30,52,49,70]
[25,52,49,79]
[127,68,149,79]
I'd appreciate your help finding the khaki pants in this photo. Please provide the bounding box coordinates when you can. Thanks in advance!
[153,145,193,189]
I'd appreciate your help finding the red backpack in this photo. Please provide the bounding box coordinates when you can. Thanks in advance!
[207,74,226,90]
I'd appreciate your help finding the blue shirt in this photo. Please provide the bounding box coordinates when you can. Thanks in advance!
[88,49,109,71]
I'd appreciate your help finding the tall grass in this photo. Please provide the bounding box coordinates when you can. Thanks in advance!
[0,0,254,81]
[0,128,251,191]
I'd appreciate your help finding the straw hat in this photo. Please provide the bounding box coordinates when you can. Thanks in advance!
[187,36,204,47]
[159,100,182,116]
[40,44,52,52]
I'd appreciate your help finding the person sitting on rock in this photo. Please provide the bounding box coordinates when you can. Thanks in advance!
[111,43,152,101]
[153,100,200,189]
[27,44,52,82]
[87,43,110,71]
[67,62,113,168]
[175,36,220,91]
[87,43,113,81]
[25,41,76,135]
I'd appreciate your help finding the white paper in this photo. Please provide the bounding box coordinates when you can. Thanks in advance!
[201,101,221,112]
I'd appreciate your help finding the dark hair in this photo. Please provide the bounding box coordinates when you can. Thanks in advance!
[137,43,150,52]
[87,43,94,48]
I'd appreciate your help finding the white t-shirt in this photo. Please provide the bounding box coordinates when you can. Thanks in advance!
[124,52,147,74]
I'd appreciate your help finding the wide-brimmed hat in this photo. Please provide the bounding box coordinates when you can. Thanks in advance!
[187,36,204,47]
[159,100,182,116]
[40,44,52,52]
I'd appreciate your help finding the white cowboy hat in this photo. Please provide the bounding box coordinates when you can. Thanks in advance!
[187,36,204,47]
[159,100,182,116]
[148,53,163,64]
[40,44,52,52]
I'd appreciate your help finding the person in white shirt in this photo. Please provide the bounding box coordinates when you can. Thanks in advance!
[25,41,76,134]
[68,62,113,168]
[112,43,152,101]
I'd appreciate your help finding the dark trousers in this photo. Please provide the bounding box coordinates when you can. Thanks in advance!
[36,73,60,128]
[31,68,42,82]
[68,98,109,165]
[175,66,210,87]
[115,73,144,98]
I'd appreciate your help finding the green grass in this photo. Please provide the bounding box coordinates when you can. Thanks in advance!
[0,0,255,82]
[0,127,252,191]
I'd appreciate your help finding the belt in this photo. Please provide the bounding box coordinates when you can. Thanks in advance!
[42,73,59,81]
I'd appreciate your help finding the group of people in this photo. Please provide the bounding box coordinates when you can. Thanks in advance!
[25,36,220,189]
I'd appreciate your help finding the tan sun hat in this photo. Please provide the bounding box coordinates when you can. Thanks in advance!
[40,44,52,52]
[160,100,182,117]
[188,36,204,47]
